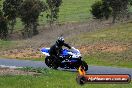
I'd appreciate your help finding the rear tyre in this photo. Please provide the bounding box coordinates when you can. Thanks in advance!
[45,56,58,69]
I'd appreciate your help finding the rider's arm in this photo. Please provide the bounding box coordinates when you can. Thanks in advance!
[63,43,71,49]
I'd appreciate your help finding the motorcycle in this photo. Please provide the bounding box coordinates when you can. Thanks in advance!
[41,47,88,71]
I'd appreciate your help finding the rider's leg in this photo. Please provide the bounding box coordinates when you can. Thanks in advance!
[51,55,61,65]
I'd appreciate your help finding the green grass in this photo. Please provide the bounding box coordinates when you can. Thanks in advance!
[17,0,97,29]
[84,50,132,68]
[0,68,131,88]
[68,23,132,45]
[0,40,16,51]
[58,0,97,22]
[68,23,132,68]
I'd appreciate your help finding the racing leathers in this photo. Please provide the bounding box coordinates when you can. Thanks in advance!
[49,42,71,65]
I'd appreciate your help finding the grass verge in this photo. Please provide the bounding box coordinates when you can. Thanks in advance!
[0,68,131,88]
[0,40,16,51]
[68,22,132,68]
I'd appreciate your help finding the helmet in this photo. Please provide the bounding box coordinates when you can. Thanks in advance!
[56,37,65,46]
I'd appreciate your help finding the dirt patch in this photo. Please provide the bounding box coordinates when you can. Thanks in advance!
[0,67,40,76]
[1,43,131,59]
[79,43,131,54]
[1,48,44,59]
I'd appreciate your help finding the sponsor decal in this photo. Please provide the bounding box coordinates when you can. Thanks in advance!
[76,66,131,85]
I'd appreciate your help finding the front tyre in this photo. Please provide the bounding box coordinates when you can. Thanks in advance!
[81,61,88,71]
[76,75,87,85]
[45,56,58,69]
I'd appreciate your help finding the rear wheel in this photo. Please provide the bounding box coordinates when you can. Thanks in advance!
[45,56,58,69]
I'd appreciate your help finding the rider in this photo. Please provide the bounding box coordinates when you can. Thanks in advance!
[49,37,71,65]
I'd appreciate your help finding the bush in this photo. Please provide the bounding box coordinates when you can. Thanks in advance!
[91,0,112,19]
[91,1,104,19]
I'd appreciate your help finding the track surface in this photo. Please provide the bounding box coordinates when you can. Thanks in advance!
[0,58,132,77]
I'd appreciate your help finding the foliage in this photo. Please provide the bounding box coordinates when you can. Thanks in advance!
[105,0,130,23]
[91,0,131,23]
[2,0,23,33]
[129,0,132,5]
[46,0,62,23]
[91,1,112,19]
[0,11,8,40]
[19,0,47,38]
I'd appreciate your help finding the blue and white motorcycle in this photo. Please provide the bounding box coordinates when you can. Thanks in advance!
[41,47,88,71]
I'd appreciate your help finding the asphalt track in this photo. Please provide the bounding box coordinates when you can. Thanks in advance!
[0,58,132,77]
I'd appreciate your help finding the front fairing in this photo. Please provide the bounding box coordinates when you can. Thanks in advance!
[61,49,69,56]
[61,49,81,59]
[41,48,50,56]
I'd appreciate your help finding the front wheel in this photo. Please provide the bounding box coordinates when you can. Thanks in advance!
[81,61,88,71]
[76,75,87,85]
[45,56,58,69]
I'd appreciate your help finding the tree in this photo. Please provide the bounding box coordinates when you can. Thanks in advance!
[3,0,23,33]
[0,11,8,40]
[104,0,130,23]
[91,0,131,23]
[0,0,8,40]
[46,0,62,24]
[19,0,47,38]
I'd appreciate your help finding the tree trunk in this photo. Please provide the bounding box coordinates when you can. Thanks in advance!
[10,19,16,34]
[33,22,39,35]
